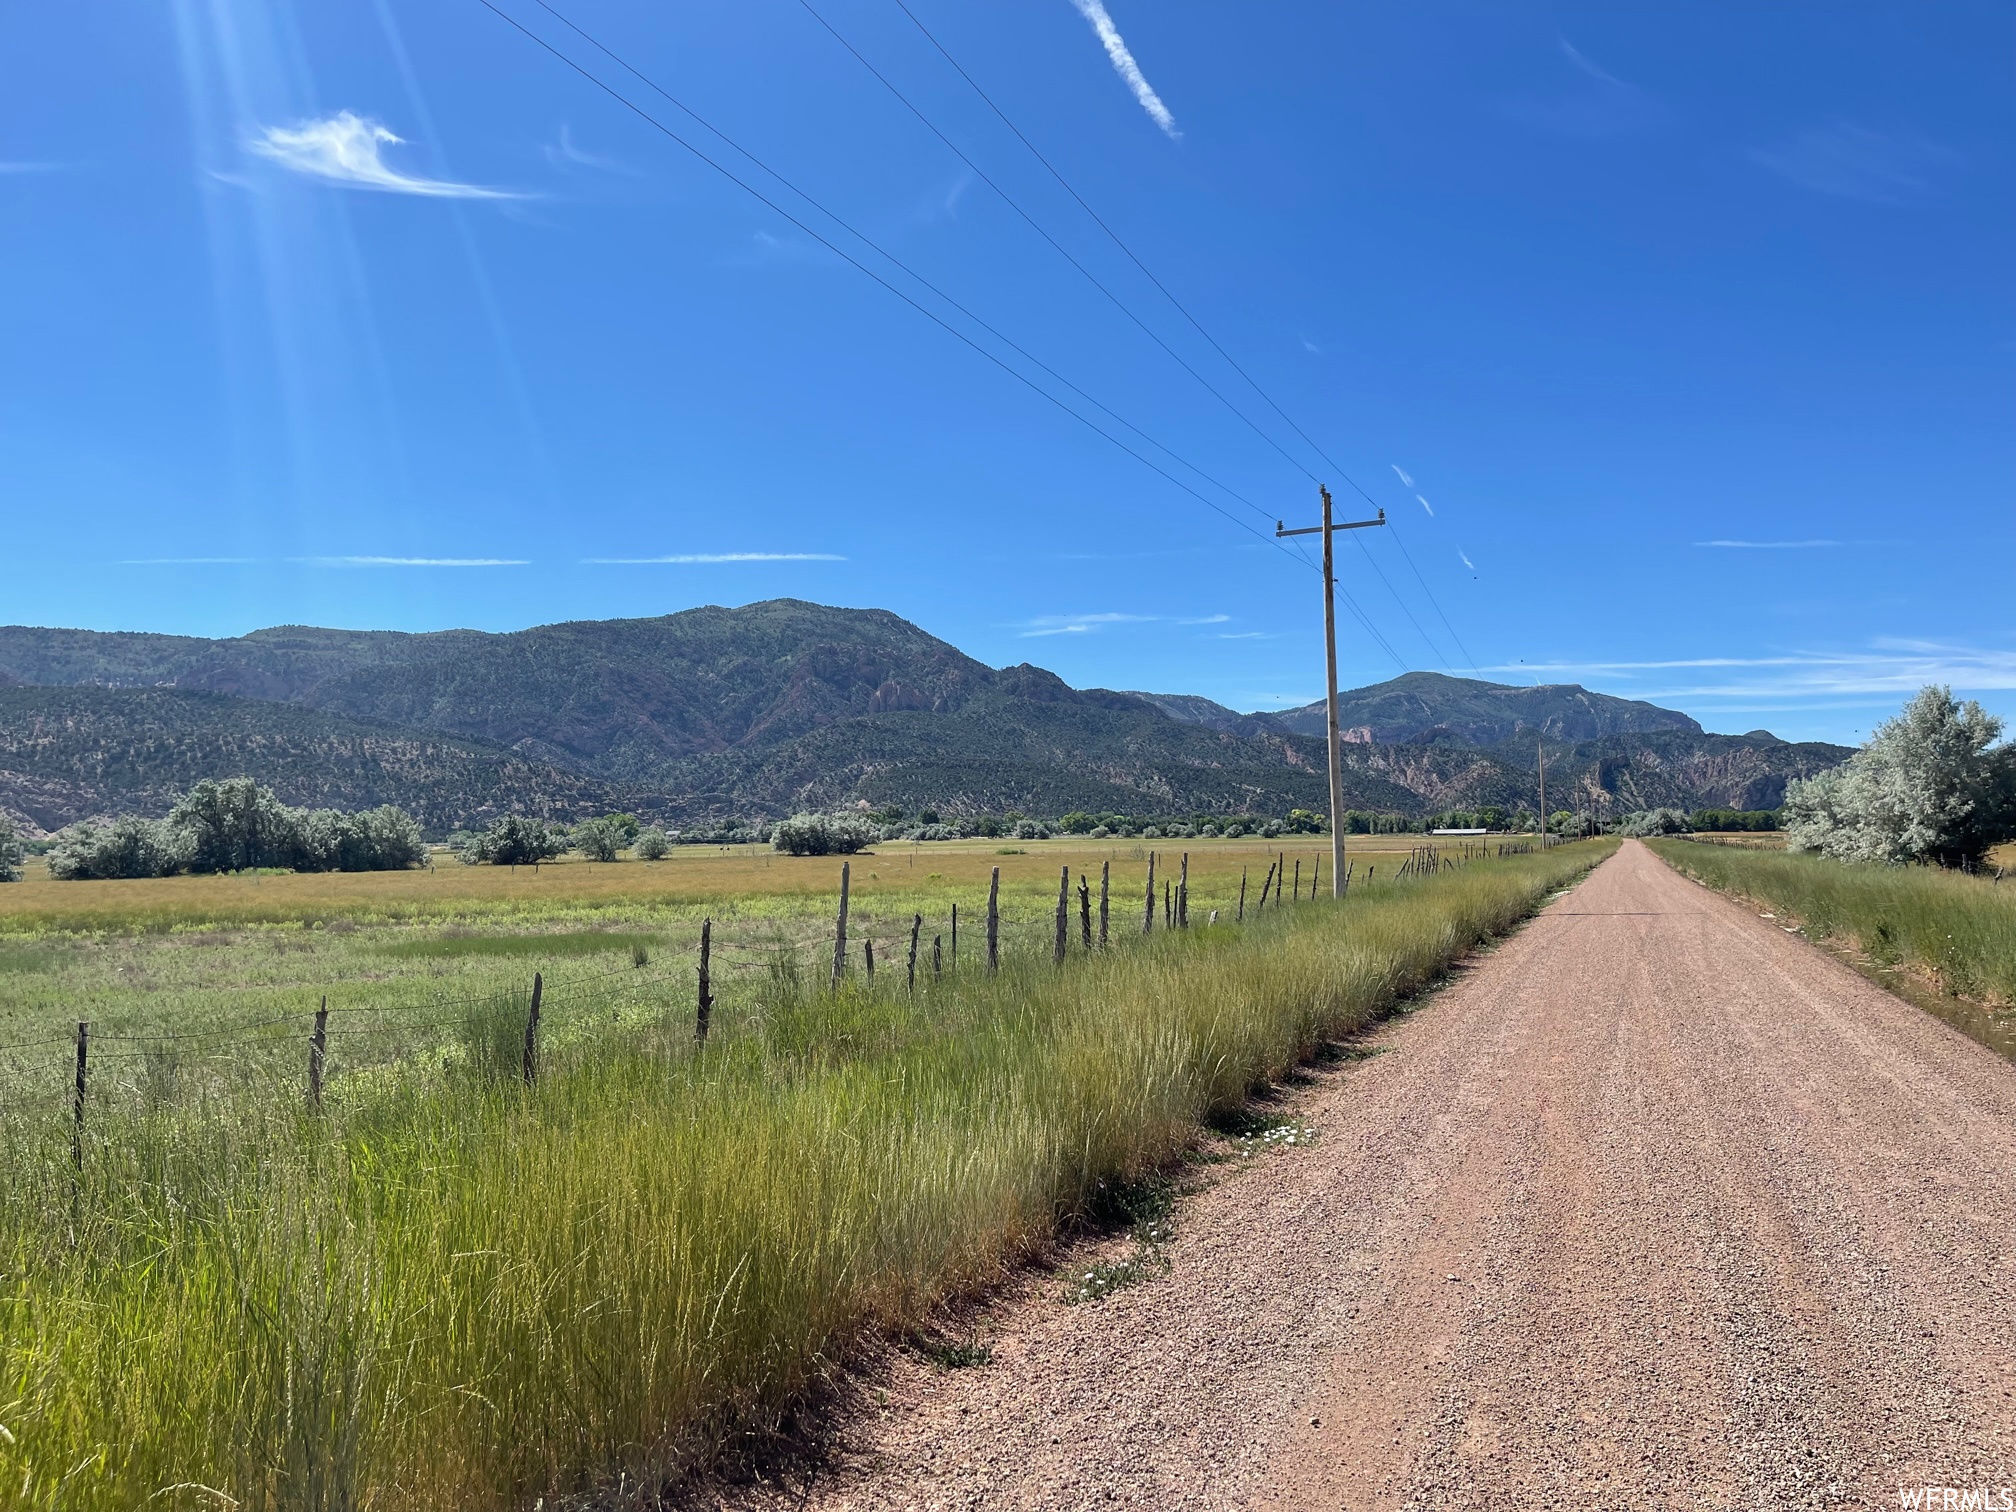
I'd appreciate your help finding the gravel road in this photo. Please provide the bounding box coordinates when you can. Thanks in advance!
[728,840,2016,1511]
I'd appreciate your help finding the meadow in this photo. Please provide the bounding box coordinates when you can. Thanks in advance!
[1649,837,2016,1008]
[0,834,1604,1511]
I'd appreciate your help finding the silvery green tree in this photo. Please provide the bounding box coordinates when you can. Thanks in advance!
[170,777,301,872]
[0,814,23,882]
[47,816,191,880]
[1620,808,1691,837]
[633,826,671,860]
[1784,686,2016,868]
[293,806,428,872]
[771,812,875,856]
[572,816,629,862]
[459,815,568,866]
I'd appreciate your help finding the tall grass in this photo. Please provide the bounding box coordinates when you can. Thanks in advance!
[1650,838,2016,1004]
[0,845,1605,1510]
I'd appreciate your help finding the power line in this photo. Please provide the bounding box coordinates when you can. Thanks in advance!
[887,0,1478,668]
[484,0,1310,570]
[797,0,1325,497]
[1384,518,1483,675]
[1348,530,1450,669]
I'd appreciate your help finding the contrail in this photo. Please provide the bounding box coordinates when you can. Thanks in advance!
[1068,0,1179,139]
[1416,494,1435,516]
[1391,464,1414,487]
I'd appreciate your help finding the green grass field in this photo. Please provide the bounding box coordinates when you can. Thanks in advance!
[0,835,1605,1511]
[1649,837,2016,1006]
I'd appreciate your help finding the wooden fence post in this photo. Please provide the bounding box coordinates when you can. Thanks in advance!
[864,938,875,985]
[1238,865,1248,922]
[932,934,943,978]
[1178,853,1189,928]
[831,861,851,991]
[951,903,958,973]
[1292,857,1300,903]
[308,997,328,1112]
[72,1021,88,1171]
[521,972,542,1086]
[986,866,1000,974]
[1142,852,1156,934]
[1054,867,1069,964]
[1099,860,1110,947]
[1258,861,1276,914]
[1312,855,1321,899]
[908,914,922,993]
[696,920,714,1041]
[1078,876,1092,949]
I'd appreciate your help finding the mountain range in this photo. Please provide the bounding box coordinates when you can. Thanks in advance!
[0,600,1851,835]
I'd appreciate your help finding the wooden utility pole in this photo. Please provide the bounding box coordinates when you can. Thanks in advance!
[1537,743,1547,850]
[1278,487,1385,897]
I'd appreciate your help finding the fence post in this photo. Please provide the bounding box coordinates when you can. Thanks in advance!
[951,903,958,973]
[521,972,543,1086]
[696,920,714,1042]
[986,866,1000,974]
[308,997,328,1112]
[864,938,875,985]
[72,1021,88,1171]
[1292,858,1300,903]
[908,913,921,993]
[1099,860,1110,947]
[1178,853,1189,928]
[1054,867,1069,964]
[1142,851,1156,934]
[1312,855,1321,899]
[831,861,851,991]
[1079,876,1092,949]
[933,934,943,977]
[1258,861,1276,913]
[1238,865,1247,921]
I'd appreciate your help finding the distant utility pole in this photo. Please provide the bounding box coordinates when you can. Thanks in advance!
[1277,486,1385,897]
[1537,741,1547,849]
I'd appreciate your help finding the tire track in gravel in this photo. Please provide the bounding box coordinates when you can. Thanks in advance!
[720,841,2016,1512]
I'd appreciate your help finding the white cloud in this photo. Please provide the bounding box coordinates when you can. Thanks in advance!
[1416,494,1434,517]
[1180,613,1231,625]
[1558,37,1627,89]
[1695,539,1841,549]
[1749,124,1956,204]
[585,552,846,564]
[1458,548,1475,570]
[1066,0,1180,139]
[542,123,633,176]
[1301,337,1322,354]
[1018,611,1155,638]
[1480,641,2016,704]
[293,556,528,567]
[1218,631,1273,640]
[1391,464,1414,488]
[248,112,517,199]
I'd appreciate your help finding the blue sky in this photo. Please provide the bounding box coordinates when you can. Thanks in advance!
[2,1,2009,745]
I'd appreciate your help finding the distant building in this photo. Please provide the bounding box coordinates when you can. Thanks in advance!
[1431,827,1488,836]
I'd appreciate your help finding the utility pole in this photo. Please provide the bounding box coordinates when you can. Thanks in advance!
[1278,486,1385,897]
[1537,741,1547,849]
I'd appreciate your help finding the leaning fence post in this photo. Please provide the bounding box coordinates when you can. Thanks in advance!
[308,997,329,1112]
[521,972,543,1085]
[986,866,1001,974]
[1079,876,1092,949]
[864,938,875,985]
[908,913,922,993]
[1238,865,1248,922]
[831,861,851,991]
[696,920,714,1041]
[1178,853,1189,928]
[1054,867,1069,964]
[1142,851,1156,934]
[72,1021,88,1171]
[1312,854,1321,899]
[1098,860,1110,947]
[1258,861,1276,913]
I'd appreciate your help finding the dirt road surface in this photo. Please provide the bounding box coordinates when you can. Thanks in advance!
[734,841,2016,1511]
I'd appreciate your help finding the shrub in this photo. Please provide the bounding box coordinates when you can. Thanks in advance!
[771,812,876,857]
[572,816,629,863]
[459,816,569,867]
[0,815,23,882]
[634,827,671,860]
[1087,825,1111,839]
[1011,820,1051,841]
[47,816,190,880]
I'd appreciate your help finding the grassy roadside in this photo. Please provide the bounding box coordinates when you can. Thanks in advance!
[1647,838,2016,1007]
[0,842,1610,1511]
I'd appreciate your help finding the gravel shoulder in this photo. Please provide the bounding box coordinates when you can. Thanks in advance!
[720,841,2016,1511]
